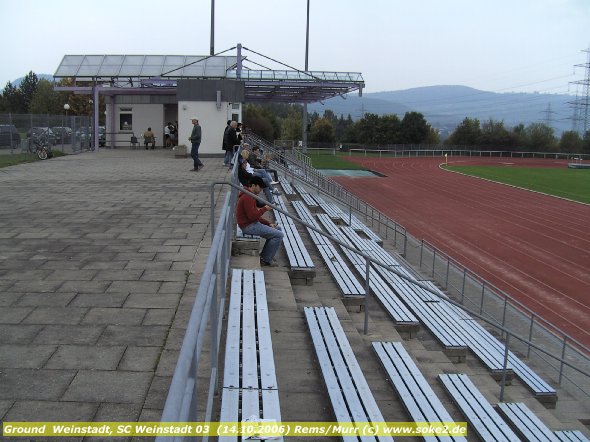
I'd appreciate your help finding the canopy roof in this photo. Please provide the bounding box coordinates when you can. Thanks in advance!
[53,48,364,103]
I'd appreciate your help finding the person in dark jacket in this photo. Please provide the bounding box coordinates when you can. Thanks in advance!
[236,176,284,266]
[223,121,239,167]
[189,117,203,171]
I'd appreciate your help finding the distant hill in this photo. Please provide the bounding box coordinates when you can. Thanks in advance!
[309,85,575,137]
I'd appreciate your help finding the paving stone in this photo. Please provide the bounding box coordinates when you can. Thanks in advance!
[0,292,23,306]
[124,293,181,309]
[93,270,144,281]
[0,307,33,324]
[97,325,168,347]
[69,292,129,308]
[143,308,175,326]
[94,402,142,422]
[107,281,161,293]
[1,269,53,281]
[62,370,153,403]
[0,344,56,368]
[143,376,172,409]
[0,400,12,420]
[118,346,161,371]
[125,260,172,270]
[81,261,128,270]
[140,270,187,282]
[58,280,112,293]
[8,280,63,293]
[0,324,43,344]
[158,281,186,294]
[82,307,146,325]
[33,325,105,345]
[45,345,126,370]
[0,368,76,401]
[2,400,98,422]
[23,307,88,325]
[15,292,77,307]
[155,349,179,377]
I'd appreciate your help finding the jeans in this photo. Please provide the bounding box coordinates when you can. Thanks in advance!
[223,149,233,166]
[242,222,284,263]
[191,142,203,168]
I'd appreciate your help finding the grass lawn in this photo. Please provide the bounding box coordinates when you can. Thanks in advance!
[445,165,590,204]
[308,152,365,170]
[0,153,39,168]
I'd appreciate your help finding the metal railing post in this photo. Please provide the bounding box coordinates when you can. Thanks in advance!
[363,259,371,335]
[527,314,536,358]
[499,333,510,402]
[559,337,567,385]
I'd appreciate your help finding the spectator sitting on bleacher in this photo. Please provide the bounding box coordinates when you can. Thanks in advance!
[241,150,280,190]
[238,156,277,204]
[249,145,279,181]
[237,176,284,267]
[143,127,156,150]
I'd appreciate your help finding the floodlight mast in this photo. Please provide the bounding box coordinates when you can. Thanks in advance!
[302,0,310,152]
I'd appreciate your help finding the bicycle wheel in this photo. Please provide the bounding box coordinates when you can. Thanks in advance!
[37,148,48,160]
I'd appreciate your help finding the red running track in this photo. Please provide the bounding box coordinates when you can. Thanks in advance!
[332,156,590,349]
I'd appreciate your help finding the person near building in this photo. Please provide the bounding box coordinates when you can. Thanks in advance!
[143,127,156,149]
[189,117,203,171]
[237,175,284,267]
[223,121,239,168]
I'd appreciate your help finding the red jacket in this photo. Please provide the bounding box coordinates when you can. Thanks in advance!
[236,188,270,229]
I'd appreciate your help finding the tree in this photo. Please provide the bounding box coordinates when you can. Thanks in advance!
[559,131,582,153]
[582,131,590,155]
[243,105,275,140]
[479,119,515,150]
[281,108,302,141]
[525,123,556,152]
[446,117,481,147]
[310,118,335,143]
[400,111,430,144]
[1,81,25,113]
[19,71,39,112]
[29,79,63,115]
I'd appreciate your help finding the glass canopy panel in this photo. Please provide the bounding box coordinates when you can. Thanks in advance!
[97,55,125,76]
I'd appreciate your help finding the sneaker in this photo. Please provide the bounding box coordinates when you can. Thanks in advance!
[260,258,278,267]
[190,168,198,171]
[270,180,279,185]
[198,164,204,170]
[271,189,282,195]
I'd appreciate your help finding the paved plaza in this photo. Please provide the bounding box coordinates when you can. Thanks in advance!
[0,149,225,425]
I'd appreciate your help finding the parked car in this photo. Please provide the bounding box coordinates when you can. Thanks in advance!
[75,126,106,147]
[51,126,72,143]
[27,127,57,146]
[0,125,21,148]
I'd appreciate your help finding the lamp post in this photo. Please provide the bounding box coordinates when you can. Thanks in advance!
[64,103,70,125]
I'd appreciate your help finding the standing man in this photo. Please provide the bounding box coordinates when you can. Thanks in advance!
[189,117,203,171]
[237,176,284,267]
[223,121,239,168]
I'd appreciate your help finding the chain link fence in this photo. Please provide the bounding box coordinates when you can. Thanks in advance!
[0,113,93,156]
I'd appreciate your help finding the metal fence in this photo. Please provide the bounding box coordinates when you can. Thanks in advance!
[254,134,590,400]
[0,113,93,155]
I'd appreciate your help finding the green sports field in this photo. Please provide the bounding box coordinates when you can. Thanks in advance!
[445,165,590,204]
[307,152,365,170]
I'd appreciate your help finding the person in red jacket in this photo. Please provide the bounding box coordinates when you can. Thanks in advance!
[237,176,284,267]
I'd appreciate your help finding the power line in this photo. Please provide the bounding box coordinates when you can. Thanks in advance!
[569,47,590,135]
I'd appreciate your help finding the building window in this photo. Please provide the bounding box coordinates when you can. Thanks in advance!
[119,114,132,131]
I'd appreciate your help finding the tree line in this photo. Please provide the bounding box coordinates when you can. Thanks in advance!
[244,104,590,154]
[2,71,589,153]
[0,71,104,122]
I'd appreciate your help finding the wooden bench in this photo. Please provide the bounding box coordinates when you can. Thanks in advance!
[305,307,394,442]
[316,213,419,329]
[496,402,560,442]
[438,373,519,442]
[273,196,315,285]
[372,341,467,442]
[220,269,283,440]
[554,431,589,442]
[292,201,365,297]
[232,225,261,256]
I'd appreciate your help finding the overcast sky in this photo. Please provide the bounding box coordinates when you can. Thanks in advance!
[1,0,588,95]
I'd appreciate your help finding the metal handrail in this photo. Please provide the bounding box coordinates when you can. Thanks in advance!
[159,177,589,435]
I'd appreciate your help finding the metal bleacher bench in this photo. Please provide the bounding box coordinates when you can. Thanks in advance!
[273,196,315,284]
[372,341,468,442]
[438,373,520,442]
[277,176,296,198]
[554,431,590,442]
[293,183,320,212]
[305,307,393,442]
[220,269,283,441]
[316,213,419,329]
[496,402,561,442]
[292,201,366,298]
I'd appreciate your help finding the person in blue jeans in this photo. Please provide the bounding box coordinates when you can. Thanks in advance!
[237,176,284,267]
[189,117,203,171]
